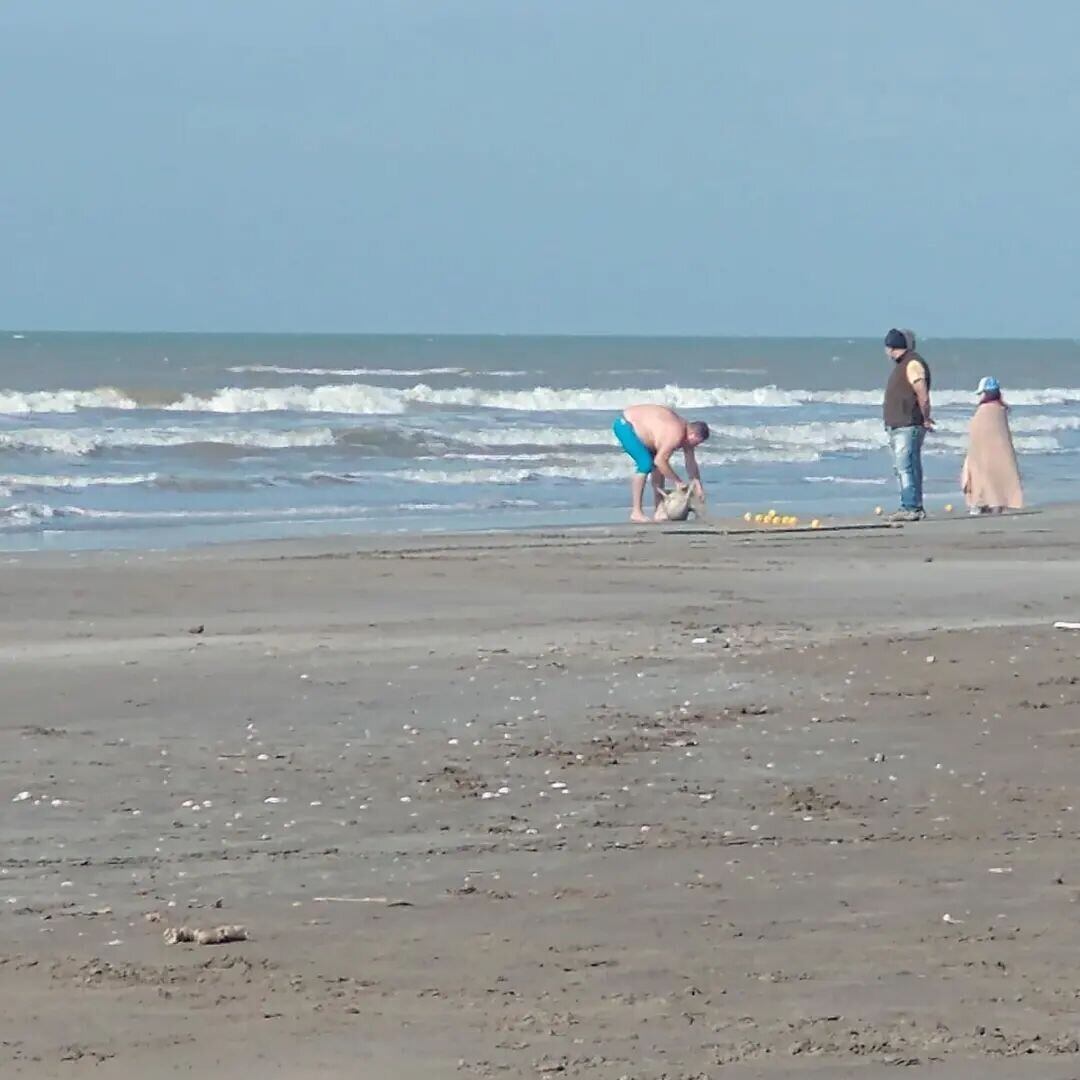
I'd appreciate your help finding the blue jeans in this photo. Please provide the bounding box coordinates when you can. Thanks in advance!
[888,426,925,511]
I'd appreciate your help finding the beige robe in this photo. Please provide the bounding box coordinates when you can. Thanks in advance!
[962,403,1023,510]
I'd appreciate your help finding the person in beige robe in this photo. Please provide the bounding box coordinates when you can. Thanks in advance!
[961,377,1023,514]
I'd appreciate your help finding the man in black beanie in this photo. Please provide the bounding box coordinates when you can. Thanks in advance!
[882,328,933,521]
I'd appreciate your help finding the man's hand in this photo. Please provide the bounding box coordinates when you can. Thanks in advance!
[691,479,705,499]
[923,419,935,431]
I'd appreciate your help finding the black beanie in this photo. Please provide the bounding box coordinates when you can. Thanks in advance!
[884,329,908,349]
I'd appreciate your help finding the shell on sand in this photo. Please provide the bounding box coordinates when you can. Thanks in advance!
[164,925,248,945]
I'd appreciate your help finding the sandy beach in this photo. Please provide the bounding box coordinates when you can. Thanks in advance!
[4,512,1080,1078]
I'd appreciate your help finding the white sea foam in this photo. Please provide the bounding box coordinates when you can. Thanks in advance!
[450,415,1066,453]
[0,502,381,531]
[918,432,1059,455]
[0,388,138,413]
[5,413,1063,463]
[804,475,890,486]
[703,367,770,376]
[458,418,883,454]
[703,418,1061,456]
[167,385,406,414]
[450,426,611,448]
[712,418,887,450]
[440,452,557,462]
[805,387,1080,408]
[412,383,1080,412]
[226,365,468,377]
[0,497,554,532]
[0,426,337,455]
[0,408,1062,477]
[711,448,823,465]
[0,472,159,492]
[1008,414,1080,434]
[0,502,88,528]
[392,467,588,485]
[6,381,793,415]
[390,498,541,511]
[1004,435,1060,453]
[404,384,801,411]
[391,448,824,486]
[7,381,1080,416]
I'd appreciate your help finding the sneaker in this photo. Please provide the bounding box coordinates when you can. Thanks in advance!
[888,509,926,523]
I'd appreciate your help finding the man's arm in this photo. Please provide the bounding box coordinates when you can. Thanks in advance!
[683,445,704,496]
[914,382,932,426]
[908,360,933,427]
[652,437,685,486]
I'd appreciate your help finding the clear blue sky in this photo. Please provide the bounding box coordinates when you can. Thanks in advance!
[2,1,1077,336]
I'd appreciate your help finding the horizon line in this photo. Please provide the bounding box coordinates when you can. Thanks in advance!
[4,328,1078,343]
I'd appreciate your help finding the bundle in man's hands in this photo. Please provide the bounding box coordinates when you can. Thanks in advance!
[655,484,707,522]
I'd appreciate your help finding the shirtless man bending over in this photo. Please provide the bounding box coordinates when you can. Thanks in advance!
[612,404,709,523]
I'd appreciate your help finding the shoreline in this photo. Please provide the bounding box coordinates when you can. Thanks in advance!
[0,502,1050,563]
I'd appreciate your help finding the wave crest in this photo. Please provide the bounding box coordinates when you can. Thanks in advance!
[7,381,1080,416]
[0,473,158,494]
[0,426,337,455]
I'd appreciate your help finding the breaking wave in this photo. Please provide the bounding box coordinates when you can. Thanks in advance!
[0,473,158,495]
[0,388,138,413]
[7,382,1080,416]
[388,448,825,485]
[0,426,337,455]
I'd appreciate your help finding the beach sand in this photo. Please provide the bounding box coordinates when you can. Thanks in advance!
[4,513,1080,1078]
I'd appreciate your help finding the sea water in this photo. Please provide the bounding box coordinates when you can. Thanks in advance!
[1,333,1077,550]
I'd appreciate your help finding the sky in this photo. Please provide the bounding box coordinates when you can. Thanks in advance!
[1,1,1078,337]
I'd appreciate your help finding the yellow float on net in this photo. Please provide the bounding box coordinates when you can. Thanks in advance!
[754,513,765,524]
[743,512,753,522]
[811,519,821,529]
[874,506,884,516]
[944,504,954,513]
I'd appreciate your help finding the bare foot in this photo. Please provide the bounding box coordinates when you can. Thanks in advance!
[630,511,651,524]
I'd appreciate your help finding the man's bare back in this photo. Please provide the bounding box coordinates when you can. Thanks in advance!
[622,404,688,455]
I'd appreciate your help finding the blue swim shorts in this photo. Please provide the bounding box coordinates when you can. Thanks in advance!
[613,415,655,474]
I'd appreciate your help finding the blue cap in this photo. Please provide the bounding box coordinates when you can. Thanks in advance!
[977,376,1000,396]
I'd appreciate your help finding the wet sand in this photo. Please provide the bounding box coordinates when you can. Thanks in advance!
[4,512,1080,1078]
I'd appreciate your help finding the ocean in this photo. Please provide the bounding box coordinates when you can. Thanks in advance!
[1,333,1078,550]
